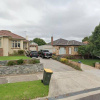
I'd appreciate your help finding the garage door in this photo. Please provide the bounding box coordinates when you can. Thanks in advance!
[59,47,66,55]
[30,47,36,51]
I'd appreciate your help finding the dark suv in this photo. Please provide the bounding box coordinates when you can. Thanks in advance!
[29,51,38,58]
[38,50,52,58]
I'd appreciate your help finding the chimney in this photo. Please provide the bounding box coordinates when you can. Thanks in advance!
[51,36,53,45]
[26,35,28,40]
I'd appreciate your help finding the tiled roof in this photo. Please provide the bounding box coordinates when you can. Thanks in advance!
[48,38,85,46]
[0,30,25,40]
[83,41,89,44]
[30,42,38,46]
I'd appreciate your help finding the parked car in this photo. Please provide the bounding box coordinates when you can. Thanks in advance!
[29,51,38,58]
[38,50,52,58]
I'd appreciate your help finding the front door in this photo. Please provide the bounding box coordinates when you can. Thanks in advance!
[69,47,71,54]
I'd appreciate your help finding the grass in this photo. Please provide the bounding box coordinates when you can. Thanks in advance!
[0,80,49,100]
[72,59,100,67]
[0,56,31,61]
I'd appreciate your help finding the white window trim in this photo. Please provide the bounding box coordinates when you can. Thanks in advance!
[12,40,20,48]
[74,47,78,52]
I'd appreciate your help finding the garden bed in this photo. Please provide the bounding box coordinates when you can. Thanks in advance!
[52,55,82,71]
[0,59,44,76]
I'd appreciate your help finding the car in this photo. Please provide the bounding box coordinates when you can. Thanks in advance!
[29,51,38,58]
[38,50,52,58]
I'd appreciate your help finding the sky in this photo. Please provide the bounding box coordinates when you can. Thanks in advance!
[0,0,100,43]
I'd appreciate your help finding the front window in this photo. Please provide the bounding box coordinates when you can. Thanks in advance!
[12,41,20,48]
[0,39,1,47]
[74,47,78,52]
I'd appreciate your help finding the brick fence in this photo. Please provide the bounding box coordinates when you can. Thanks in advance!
[0,48,3,56]
[68,60,81,68]
[95,62,100,69]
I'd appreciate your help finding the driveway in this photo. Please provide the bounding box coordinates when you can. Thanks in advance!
[40,58,75,72]
[40,58,100,100]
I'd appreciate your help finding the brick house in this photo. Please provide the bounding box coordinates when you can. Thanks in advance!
[0,30,29,56]
[47,37,85,55]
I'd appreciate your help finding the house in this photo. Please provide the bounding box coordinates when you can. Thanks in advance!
[83,41,89,44]
[29,42,38,51]
[38,37,85,55]
[0,30,29,56]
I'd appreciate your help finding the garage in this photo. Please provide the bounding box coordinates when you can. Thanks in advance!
[30,46,37,51]
[59,47,66,55]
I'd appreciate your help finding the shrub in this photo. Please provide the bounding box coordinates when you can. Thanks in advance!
[52,55,57,60]
[56,56,61,61]
[7,61,16,66]
[17,59,24,65]
[18,50,24,55]
[60,58,68,63]
[66,55,75,59]
[29,59,40,64]
[12,51,18,56]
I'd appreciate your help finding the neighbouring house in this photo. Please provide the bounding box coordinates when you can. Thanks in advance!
[83,41,89,44]
[29,42,38,51]
[38,37,85,55]
[0,30,29,56]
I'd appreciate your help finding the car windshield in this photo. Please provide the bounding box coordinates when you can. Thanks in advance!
[31,51,37,54]
[42,50,49,52]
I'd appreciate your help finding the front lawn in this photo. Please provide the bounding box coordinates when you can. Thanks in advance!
[0,80,49,100]
[0,56,31,61]
[72,59,100,67]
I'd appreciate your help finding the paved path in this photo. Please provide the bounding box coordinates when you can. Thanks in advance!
[81,63,100,78]
[0,72,43,84]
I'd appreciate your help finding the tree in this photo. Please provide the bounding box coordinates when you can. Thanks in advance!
[82,37,89,42]
[90,24,100,57]
[78,45,87,59]
[33,38,46,46]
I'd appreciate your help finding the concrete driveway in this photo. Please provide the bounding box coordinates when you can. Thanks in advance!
[40,58,75,72]
[40,58,100,100]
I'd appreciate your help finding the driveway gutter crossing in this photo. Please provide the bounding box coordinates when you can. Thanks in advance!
[48,87,100,100]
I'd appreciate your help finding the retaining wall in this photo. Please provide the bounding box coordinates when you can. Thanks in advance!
[68,60,81,68]
[0,63,43,76]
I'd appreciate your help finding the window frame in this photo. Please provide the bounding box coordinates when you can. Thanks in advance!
[74,47,78,52]
[12,40,20,48]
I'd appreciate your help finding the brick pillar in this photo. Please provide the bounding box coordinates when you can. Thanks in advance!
[0,48,3,56]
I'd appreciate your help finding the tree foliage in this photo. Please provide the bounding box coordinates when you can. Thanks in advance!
[82,37,89,42]
[78,45,86,59]
[90,24,100,57]
[33,38,46,46]
[79,24,100,58]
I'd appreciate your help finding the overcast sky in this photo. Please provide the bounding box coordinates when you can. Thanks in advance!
[0,0,100,42]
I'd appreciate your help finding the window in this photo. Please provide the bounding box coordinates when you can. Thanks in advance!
[0,39,1,47]
[12,41,20,48]
[74,47,78,52]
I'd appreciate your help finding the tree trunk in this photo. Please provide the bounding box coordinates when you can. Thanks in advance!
[88,54,89,59]
[82,56,84,59]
